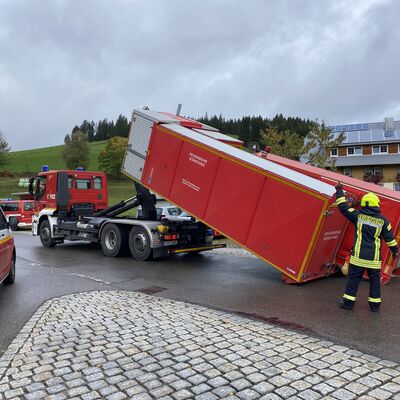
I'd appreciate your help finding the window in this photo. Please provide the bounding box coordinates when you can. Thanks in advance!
[76,179,91,189]
[347,147,362,156]
[365,166,382,176]
[38,177,46,193]
[330,148,338,157]
[167,207,182,216]
[394,183,400,191]
[68,177,73,189]
[343,167,352,177]
[372,145,388,154]
[93,177,102,190]
[364,166,373,176]
[24,202,34,211]
[0,202,19,212]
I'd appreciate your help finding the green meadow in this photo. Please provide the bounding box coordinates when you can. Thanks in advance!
[5,141,107,174]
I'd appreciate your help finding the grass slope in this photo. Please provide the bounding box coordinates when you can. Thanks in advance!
[6,141,107,173]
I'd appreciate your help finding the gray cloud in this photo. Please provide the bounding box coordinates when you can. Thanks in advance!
[0,0,399,150]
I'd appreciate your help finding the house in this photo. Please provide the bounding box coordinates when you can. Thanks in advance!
[329,118,400,190]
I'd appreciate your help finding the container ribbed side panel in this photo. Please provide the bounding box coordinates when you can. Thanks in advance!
[122,114,154,181]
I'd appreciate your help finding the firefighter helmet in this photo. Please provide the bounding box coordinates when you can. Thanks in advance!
[361,192,380,208]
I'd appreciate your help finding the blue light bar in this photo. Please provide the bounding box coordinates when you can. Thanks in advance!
[76,167,84,171]
[42,165,49,172]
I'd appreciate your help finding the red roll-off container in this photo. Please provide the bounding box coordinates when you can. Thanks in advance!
[123,110,346,283]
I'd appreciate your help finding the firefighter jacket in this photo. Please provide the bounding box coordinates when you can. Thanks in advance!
[336,189,398,269]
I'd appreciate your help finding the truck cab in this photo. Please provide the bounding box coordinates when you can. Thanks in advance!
[30,169,108,216]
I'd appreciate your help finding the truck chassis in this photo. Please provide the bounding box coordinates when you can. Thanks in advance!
[32,178,224,260]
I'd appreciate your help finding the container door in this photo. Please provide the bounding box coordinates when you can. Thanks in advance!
[301,203,348,281]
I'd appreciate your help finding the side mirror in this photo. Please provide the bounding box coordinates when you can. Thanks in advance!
[28,176,36,195]
[8,217,19,231]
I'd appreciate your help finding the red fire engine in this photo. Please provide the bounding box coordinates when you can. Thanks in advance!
[0,198,35,230]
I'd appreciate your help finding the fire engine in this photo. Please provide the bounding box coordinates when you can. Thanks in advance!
[0,198,35,230]
[30,167,224,259]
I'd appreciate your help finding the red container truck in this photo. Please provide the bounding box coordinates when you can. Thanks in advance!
[31,167,223,258]
[122,109,351,283]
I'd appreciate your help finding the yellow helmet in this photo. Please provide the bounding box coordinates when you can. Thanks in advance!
[361,192,380,208]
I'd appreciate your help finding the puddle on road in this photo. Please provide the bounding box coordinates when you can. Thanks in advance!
[136,286,168,295]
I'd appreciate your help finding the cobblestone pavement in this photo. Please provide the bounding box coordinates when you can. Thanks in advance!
[1,291,400,400]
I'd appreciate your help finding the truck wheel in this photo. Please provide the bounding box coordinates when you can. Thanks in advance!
[129,226,153,261]
[4,254,15,285]
[39,220,56,247]
[100,223,127,257]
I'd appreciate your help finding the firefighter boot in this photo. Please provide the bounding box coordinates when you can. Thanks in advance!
[338,300,354,311]
[369,302,380,312]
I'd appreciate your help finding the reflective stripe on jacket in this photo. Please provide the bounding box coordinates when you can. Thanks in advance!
[336,189,398,269]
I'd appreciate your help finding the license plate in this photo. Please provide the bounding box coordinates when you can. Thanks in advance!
[165,240,178,246]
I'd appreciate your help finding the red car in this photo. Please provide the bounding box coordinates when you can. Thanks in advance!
[0,199,35,230]
[0,207,16,285]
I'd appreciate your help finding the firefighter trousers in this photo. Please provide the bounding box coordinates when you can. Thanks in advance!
[342,264,381,311]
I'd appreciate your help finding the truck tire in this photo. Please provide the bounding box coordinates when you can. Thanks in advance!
[129,226,153,261]
[39,220,56,247]
[100,223,127,257]
[4,254,15,285]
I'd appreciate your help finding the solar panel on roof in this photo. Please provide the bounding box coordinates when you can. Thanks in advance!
[359,130,371,142]
[371,130,383,141]
[347,131,359,142]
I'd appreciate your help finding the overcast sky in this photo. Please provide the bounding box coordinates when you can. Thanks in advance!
[1,0,399,150]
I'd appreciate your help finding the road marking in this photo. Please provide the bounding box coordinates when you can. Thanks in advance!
[68,272,110,285]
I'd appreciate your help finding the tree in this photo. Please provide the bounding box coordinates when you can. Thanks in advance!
[61,129,90,170]
[80,120,95,141]
[95,118,113,141]
[260,126,304,160]
[98,137,128,177]
[303,120,345,169]
[0,131,11,170]
[111,115,130,138]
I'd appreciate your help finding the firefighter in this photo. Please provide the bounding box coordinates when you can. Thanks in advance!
[335,184,398,312]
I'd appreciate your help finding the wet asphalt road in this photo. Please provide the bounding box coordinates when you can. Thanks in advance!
[1,231,400,362]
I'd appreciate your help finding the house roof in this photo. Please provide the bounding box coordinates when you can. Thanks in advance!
[330,120,400,145]
[334,153,400,167]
